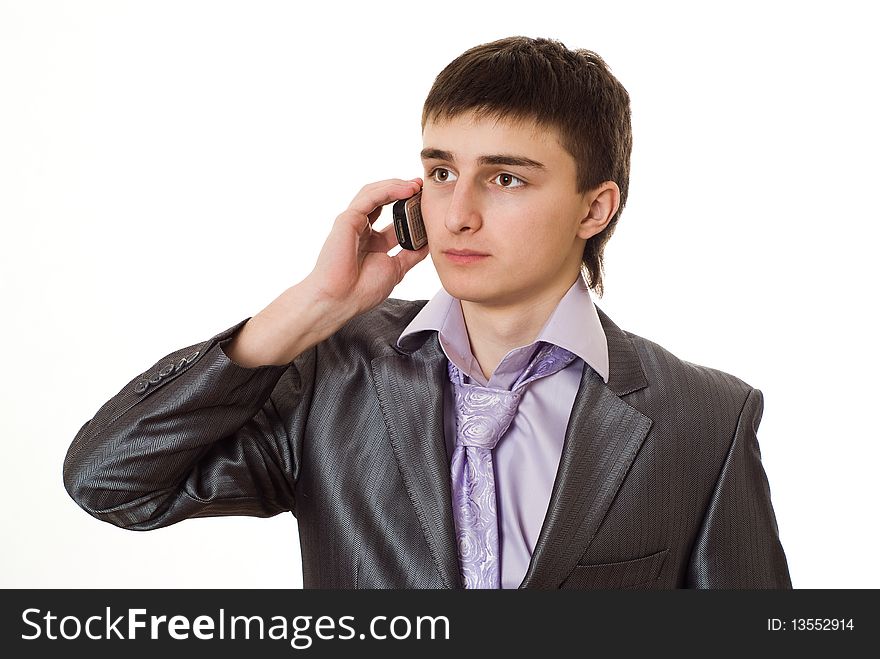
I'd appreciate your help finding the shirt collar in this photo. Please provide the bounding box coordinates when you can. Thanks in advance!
[396,274,610,385]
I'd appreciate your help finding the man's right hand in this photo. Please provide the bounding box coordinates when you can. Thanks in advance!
[303,178,430,318]
[224,178,430,368]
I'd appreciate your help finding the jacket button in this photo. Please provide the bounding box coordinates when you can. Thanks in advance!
[148,373,162,384]
[158,362,175,377]
[175,350,200,372]
[134,380,149,394]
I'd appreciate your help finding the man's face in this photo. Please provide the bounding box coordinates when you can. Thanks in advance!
[420,111,594,308]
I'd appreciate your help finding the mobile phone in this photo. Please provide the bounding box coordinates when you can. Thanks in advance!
[392,191,427,250]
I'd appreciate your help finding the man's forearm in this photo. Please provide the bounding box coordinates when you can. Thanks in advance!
[223,278,358,368]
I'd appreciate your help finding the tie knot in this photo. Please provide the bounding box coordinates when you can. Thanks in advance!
[451,386,523,449]
[446,342,578,451]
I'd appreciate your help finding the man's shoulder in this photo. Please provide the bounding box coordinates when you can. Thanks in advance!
[615,323,766,457]
[620,324,758,404]
[327,297,428,356]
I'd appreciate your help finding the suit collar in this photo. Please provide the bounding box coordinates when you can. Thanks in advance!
[371,303,651,589]
[397,276,610,385]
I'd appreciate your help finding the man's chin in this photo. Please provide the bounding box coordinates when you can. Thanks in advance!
[435,273,486,303]
[436,272,507,305]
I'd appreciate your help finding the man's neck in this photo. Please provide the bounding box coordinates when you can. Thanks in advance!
[459,273,578,381]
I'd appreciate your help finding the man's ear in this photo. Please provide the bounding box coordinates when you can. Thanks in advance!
[577,182,620,240]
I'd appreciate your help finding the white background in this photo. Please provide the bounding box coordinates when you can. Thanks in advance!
[2,0,877,588]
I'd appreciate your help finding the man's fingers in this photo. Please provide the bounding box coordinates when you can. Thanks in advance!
[364,222,404,253]
[347,179,421,221]
[392,242,430,278]
[366,206,383,224]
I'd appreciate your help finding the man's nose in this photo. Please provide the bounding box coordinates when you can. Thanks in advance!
[444,181,483,234]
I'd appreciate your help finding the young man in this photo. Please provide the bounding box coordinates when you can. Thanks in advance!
[63,37,791,589]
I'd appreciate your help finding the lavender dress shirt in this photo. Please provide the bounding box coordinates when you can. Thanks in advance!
[397,275,610,588]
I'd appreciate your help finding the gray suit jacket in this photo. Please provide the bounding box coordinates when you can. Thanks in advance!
[63,298,792,589]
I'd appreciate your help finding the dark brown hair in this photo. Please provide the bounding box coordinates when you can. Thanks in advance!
[422,36,632,298]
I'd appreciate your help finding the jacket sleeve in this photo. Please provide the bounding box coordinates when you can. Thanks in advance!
[62,317,316,531]
[686,387,793,588]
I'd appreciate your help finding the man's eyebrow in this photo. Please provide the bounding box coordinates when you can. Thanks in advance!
[420,148,546,170]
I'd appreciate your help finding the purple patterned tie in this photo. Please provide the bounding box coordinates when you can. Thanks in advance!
[447,341,578,588]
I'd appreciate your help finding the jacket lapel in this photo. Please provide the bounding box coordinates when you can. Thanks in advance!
[519,305,652,588]
[370,303,652,590]
[370,331,462,589]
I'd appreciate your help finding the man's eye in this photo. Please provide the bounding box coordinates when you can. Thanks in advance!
[429,168,456,183]
[494,173,525,188]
